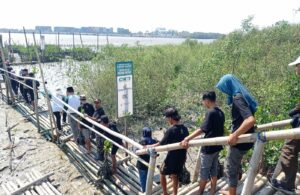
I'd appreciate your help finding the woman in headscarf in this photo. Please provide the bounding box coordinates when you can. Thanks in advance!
[216,74,257,195]
[136,127,157,193]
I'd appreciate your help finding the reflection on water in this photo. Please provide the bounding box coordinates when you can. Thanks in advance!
[1,33,214,46]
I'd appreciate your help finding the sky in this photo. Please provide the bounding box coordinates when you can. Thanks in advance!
[1,0,300,34]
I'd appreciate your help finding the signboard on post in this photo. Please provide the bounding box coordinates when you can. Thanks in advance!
[116,61,133,118]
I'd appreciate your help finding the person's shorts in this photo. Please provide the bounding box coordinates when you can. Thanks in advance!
[81,128,91,140]
[160,160,184,175]
[200,152,219,180]
[111,144,119,155]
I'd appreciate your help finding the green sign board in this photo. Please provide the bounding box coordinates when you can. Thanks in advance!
[116,61,133,76]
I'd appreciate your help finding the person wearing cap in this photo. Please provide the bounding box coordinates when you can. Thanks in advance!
[136,127,158,192]
[181,91,225,195]
[88,99,106,160]
[51,88,64,131]
[216,74,257,195]
[145,107,189,195]
[77,95,95,153]
[66,87,81,142]
[269,56,300,194]
[100,115,123,174]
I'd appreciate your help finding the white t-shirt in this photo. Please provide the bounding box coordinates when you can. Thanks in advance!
[51,94,64,112]
[67,95,80,114]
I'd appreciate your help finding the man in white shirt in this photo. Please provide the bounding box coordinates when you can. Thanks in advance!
[66,87,81,141]
[51,88,64,131]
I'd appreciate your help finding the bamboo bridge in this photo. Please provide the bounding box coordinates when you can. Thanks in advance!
[0,34,300,195]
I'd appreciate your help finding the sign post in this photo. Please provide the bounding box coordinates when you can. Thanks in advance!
[116,61,133,159]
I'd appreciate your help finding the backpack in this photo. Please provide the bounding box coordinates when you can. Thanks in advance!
[178,165,191,185]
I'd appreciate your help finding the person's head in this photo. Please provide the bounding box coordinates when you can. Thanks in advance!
[202,91,216,108]
[66,87,74,96]
[23,69,29,76]
[142,127,152,138]
[164,107,181,125]
[94,98,102,109]
[28,72,35,77]
[216,74,257,113]
[288,56,300,75]
[80,95,87,104]
[7,66,13,72]
[100,115,109,126]
[55,88,63,96]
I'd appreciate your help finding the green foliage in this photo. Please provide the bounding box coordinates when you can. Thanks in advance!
[69,23,300,169]
[104,140,112,153]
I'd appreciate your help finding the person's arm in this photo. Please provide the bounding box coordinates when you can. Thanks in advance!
[228,97,256,145]
[181,128,203,148]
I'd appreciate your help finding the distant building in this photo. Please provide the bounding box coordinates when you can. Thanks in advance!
[117,28,130,34]
[54,27,80,33]
[35,26,52,33]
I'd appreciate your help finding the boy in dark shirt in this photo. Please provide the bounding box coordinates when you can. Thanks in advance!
[100,115,123,174]
[181,91,224,195]
[136,127,157,192]
[77,95,95,153]
[146,107,189,195]
[89,99,106,160]
[216,74,257,195]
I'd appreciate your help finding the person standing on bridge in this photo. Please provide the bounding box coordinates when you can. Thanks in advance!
[269,56,300,195]
[66,87,81,142]
[216,74,257,195]
[77,95,94,153]
[100,115,123,174]
[145,107,189,195]
[181,91,225,195]
[87,98,106,161]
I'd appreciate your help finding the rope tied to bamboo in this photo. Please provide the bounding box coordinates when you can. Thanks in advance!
[257,132,267,143]
[147,148,157,157]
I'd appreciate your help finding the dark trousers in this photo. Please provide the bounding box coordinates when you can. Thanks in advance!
[62,110,67,123]
[53,111,62,130]
[11,80,18,95]
[272,139,300,189]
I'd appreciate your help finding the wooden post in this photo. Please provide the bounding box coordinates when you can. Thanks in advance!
[23,27,31,61]
[8,31,12,62]
[192,147,202,182]
[57,33,60,48]
[241,139,265,195]
[33,80,41,132]
[79,33,83,47]
[72,33,75,57]
[97,33,99,51]
[32,33,57,141]
[106,34,109,45]
[0,35,15,104]
[145,150,157,195]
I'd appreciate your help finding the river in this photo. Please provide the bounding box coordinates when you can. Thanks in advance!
[1,33,214,47]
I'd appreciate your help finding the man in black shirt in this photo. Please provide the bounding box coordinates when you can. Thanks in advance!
[88,99,105,160]
[146,107,189,195]
[100,115,123,174]
[77,95,95,153]
[181,91,224,195]
[216,74,257,195]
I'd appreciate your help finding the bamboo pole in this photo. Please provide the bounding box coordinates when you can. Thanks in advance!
[136,128,300,155]
[0,35,15,104]
[145,150,157,195]
[96,33,99,51]
[79,33,83,47]
[33,80,41,132]
[241,140,265,195]
[256,119,292,131]
[23,27,31,61]
[32,32,57,141]
[11,172,54,195]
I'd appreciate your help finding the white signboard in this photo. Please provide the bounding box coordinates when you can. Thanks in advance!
[116,61,133,117]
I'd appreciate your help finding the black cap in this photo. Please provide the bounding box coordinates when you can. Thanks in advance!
[66,87,74,93]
